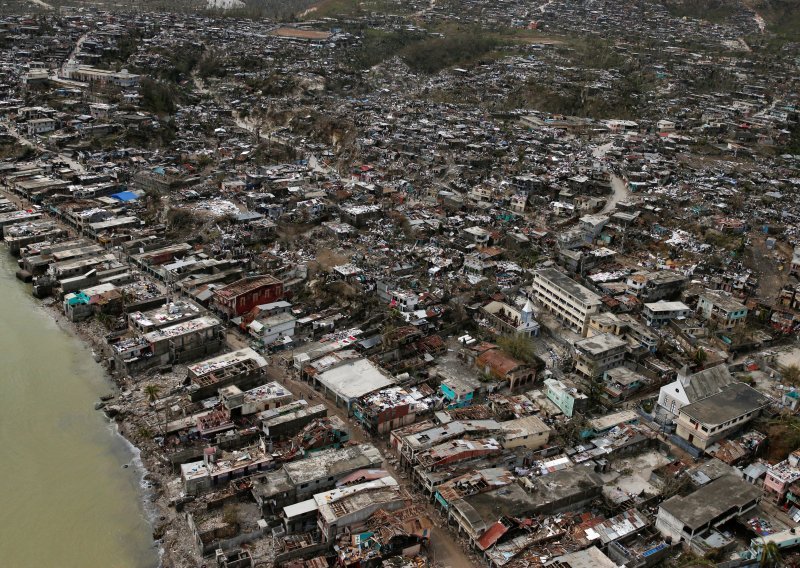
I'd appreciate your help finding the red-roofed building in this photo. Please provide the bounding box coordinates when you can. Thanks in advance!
[475,348,540,391]
[212,275,283,318]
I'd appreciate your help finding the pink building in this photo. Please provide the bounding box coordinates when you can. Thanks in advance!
[763,450,800,504]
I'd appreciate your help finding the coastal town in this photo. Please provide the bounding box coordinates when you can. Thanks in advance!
[0,0,799,567]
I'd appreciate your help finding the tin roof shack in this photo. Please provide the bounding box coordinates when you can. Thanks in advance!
[261,402,328,440]
[112,315,223,374]
[413,438,503,490]
[352,386,433,434]
[252,444,383,515]
[549,546,619,568]
[212,275,283,318]
[336,505,433,567]
[675,382,769,451]
[448,466,604,543]
[315,476,409,542]
[655,474,761,553]
[181,441,273,496]
[312,358,395,413]
[393,420,503,469]
[221,382,293,418]
[187,348,268,402]
[433,467,516,512]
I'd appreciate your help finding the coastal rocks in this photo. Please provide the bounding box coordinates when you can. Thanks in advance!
[104,404,124,419]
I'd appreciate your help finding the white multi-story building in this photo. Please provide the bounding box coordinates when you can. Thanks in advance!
[530,268,602,336]
[643,300,691,327]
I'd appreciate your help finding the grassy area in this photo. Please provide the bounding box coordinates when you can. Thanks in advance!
[748,0,800,40]
[304,0,411,19]
[662,0,739,23]
[401,32,504,73]
[343,25,512,73]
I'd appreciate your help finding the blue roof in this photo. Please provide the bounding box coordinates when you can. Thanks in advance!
[111,191,139,202]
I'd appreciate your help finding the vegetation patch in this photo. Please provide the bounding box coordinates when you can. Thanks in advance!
[662,0,739,23]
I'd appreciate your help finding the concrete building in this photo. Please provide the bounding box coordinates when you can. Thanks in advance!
[437,369,481,409]
[212,275,284,318]
[675,382,769,450]
[574,333,627,378]
[480,300,540,337]
[181,441,273,495]
[252,444,383,515]
[697,290,748,328]
[549,546,619,568]
[475,346,539,391]
[544,377,588,417]
[643,300,691,327]
[311,358,395,412]
[655,475,761,550]
[448,466,604,542]
[315,476,407,542]
[63,63,140,87]
[186,347,267,402]
[656,364,735,420]
[221,382,293,417]
[626,269,686,301]
[246,311,296,347]
[392,419,503,469]
[352,385,432,434]
[260,401,327,439]
[530,268,602,336]
[499,415,551,449]
[763,452,800,504]
[112,315,224,374]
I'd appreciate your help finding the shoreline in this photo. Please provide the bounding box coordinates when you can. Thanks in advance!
[2,187,194,567]
[44,287,170,567]
[43,299,195,566]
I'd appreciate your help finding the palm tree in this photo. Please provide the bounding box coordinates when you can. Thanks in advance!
[760,540,781,567]
[693,348,707,367]
[143,384,161,405]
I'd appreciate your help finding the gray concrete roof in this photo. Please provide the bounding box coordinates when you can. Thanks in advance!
[659,474,761,530]
[680,382,769,426]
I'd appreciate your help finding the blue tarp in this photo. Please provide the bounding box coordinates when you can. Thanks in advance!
[111,191,139,202]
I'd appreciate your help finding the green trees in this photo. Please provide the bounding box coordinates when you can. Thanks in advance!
[139,78,177,115]
[760,541,781,567]
[143,384,161,404]
[497,334,536,364]
[401,33,502,74]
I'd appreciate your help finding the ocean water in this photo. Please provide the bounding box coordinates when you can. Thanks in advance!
[0,252,157,568]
